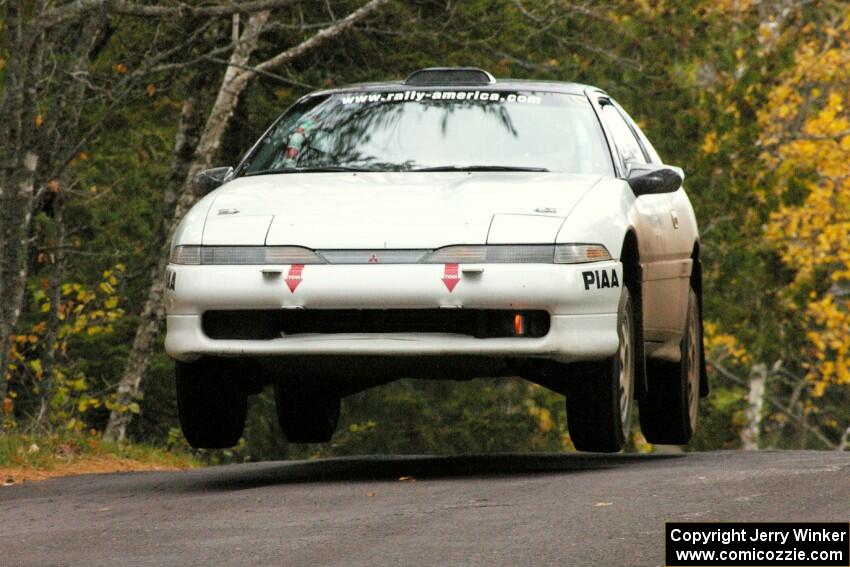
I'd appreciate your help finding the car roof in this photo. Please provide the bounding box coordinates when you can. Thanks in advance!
[308,78,605,98]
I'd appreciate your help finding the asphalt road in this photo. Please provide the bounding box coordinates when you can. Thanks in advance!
[1,451,848,566]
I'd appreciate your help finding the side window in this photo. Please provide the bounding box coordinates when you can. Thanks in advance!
[627,117,663,164]
[600,103,648,169]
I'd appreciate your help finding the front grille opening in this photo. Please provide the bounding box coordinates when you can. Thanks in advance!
[202,309,550,340]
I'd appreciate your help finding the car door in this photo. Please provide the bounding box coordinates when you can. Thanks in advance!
[595,97,688,346]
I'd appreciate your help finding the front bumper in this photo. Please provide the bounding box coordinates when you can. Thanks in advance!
[164,262,622,363]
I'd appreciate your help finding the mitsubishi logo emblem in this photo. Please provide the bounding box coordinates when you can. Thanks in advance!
[367,253,380,263]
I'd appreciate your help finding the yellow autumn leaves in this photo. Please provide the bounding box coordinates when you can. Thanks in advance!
[3,266,127,431]
[759,9,850,397]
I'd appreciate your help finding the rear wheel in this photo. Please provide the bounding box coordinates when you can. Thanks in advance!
[176,358,248,449]
[639,287,701,444]
[566,287,635,452]
[274,381,341,443]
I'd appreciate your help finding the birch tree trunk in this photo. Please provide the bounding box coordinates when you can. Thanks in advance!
[104,0,389,441]
[1,4,109,421]
[103,12,270,441]
[740,363,767,450]
[0,1,45,411]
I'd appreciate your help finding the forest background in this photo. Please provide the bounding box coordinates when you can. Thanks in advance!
[1,0,848,465]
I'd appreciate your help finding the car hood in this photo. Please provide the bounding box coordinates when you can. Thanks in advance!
[202,172,602,249]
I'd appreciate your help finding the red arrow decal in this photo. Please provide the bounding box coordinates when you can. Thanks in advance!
[442,263,460,292]
[286,264,304,293]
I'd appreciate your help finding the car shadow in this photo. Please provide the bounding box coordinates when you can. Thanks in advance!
[177,452,683,493]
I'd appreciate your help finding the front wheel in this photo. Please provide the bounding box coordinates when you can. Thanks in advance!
[175,358,248,449]
[566,287,635,452]
[640,289,702,445]
[274,381,341,443]
[639,287,701,444]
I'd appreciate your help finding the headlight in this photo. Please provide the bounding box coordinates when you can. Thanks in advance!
[169,245,201,265]
[169,245,325,265]
[169,244,611,265]
[423,244,610,264]
[553,244,611,264]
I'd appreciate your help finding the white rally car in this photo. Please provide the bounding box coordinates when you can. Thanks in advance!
[166,67,706,452]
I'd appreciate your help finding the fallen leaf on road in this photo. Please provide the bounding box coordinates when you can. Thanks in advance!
[594,502,613,507]
[398,476,416,482]
[2,477,15,487]
[367,492,377,497]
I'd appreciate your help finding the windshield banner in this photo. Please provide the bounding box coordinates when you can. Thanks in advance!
[339,90,543,105]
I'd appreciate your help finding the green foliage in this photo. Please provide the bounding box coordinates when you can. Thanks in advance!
[5,0,847,458]
[3,268,127,432]
[222,378,569,462]
[0,431,198,474]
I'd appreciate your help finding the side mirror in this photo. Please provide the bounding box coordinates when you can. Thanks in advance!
[627,164,683,196]
[195,166,234,195]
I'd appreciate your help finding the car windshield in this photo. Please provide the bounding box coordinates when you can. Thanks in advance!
[241,89,613,176]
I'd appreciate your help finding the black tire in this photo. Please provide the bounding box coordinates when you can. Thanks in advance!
[175,358,248,449]
[566,287,635,452]
[274,381,340,443]
[639,287,701,444]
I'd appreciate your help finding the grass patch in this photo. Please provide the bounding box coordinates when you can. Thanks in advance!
[0,432,199,485]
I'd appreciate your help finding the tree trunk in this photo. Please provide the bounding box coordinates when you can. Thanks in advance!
[0,152,38,410]
[104,0,390,442]
[103,12,270,442]
[740,363,766,450]
[1,3,105,417]
[0,1,44,411]
[839,426,850,451]
[36,189,66,430]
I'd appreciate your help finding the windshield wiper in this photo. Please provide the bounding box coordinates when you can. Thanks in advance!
[409,165,550,172]
[245,165,377,175]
